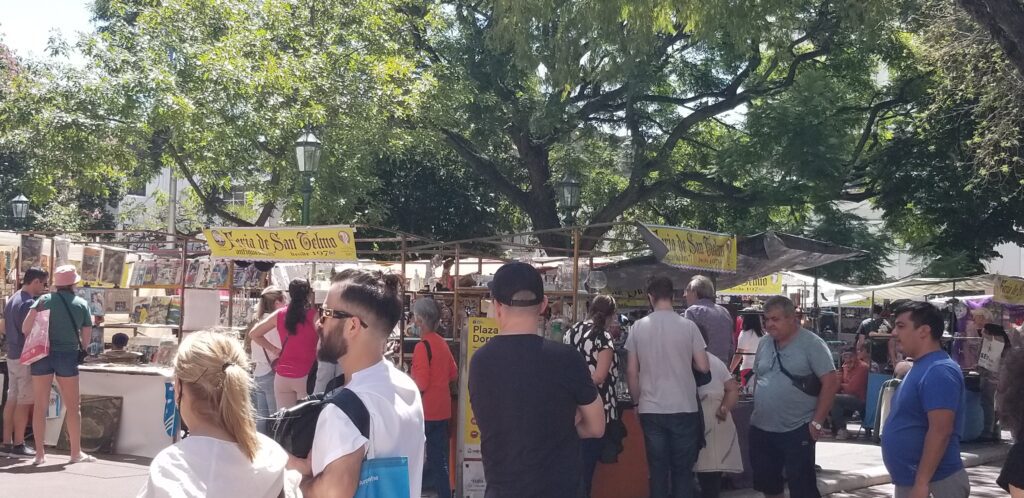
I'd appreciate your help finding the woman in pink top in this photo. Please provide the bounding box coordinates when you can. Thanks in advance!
[249,278,319,409]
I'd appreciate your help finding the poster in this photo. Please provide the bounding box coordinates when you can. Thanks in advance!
[82,247,104,283]
[203,225,357,262]
[101,250,127,286]
[461,317,499,457]
[640,224,737,272]
[20,235,42,273]
[462,460,487,498]
[104,289,134,314]
[978,337,1005,371]
[54,238,70,266]
[721,274,784,296]
[76,288,106,318]
[154,259,182,286]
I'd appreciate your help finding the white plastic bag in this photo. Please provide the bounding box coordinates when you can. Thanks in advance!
[20,309,51,365]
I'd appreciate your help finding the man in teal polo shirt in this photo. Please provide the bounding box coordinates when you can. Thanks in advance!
[882,301,968,498]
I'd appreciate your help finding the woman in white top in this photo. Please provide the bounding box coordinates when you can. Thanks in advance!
[729,312,763,387]
[138,331,300,498]
[250,286,286,435]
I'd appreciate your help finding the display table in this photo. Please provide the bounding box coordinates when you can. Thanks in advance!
[77,364,175,458]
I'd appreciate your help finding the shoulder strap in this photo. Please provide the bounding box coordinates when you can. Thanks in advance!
[56,292,82,333]
[55,292,87,353]
[329,388,370,440]
[422,339,432,364]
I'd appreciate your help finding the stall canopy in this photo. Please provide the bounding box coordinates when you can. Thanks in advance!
[603,230,865,298]
[834,275,994,303]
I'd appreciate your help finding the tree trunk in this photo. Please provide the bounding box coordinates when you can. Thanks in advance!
[958,0,1024,79]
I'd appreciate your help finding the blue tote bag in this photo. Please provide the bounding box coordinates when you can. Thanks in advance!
[331,389,411,498]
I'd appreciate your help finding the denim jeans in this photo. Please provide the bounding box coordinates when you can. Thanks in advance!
[424,420,452,498]
[639,412,702,498]
[252,371,277,435]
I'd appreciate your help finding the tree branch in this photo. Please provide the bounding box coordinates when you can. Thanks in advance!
[166,142,258,227]
[957,0,1024,79]
[438,127,531,208]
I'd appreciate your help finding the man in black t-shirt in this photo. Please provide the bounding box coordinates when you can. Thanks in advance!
[856,305,892,368]
[469,262,605,498]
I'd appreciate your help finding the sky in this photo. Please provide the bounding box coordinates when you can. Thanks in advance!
[0,0,94,59]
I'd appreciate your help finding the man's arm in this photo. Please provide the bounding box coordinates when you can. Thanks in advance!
[297,446,367,498]
[576,396,606,439]
[911,409,956,493]
[627,350,640,404]
[810,371,840,440]
[692,347,710,373]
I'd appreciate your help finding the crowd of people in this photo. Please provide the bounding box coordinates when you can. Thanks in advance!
[3,261,1023,498]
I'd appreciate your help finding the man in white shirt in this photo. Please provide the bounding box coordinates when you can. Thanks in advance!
[288,269,425,498]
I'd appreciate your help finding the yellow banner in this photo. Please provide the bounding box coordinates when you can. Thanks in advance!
[203,225,357,262]
[463,317,499,448]
[993,276,1024,306]
[648,225,737,272]
[721,274,783,296]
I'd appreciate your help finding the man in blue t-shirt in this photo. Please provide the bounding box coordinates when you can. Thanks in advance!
[882,301,969,498]
[2,267,49,458]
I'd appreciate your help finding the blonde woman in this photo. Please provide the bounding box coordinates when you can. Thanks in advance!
[250,286,286,434]
[138,332,299,498]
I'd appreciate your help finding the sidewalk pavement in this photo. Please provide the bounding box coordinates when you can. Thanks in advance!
[0,439,1012,497]
[723,438,1011,497]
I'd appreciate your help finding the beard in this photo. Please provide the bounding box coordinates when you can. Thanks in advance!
[318,320,349,362]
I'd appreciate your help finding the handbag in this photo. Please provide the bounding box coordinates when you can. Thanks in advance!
[55,292,89,364]
[775,344,822,396]
[19,308,51,365]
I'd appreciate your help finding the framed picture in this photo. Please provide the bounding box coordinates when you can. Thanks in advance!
[58,395,122,454]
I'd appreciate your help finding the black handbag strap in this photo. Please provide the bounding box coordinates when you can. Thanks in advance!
[55,292,86,352]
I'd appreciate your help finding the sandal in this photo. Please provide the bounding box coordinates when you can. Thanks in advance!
[32,456,47,466]
[70,453,97,463]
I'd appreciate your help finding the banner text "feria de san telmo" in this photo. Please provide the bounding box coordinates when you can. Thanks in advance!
[203,225,357,262]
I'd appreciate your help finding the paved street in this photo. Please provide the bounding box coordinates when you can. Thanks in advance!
[827,463,1007,497]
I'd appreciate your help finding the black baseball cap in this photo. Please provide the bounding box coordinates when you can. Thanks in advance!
[489,262,545,307]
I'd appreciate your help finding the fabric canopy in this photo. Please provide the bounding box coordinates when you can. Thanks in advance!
[834,276,994,302]
[602,231,865,302]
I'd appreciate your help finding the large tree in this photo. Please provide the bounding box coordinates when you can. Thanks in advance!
[406,0,915,251]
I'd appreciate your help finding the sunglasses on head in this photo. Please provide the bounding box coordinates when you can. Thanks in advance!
[319,306,369,328]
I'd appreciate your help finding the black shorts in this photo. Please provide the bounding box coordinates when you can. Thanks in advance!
[749,424,820,498]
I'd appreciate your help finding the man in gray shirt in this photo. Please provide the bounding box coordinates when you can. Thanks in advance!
[626,276,710,498]
[750,296,839,498]
[684,275,735,365]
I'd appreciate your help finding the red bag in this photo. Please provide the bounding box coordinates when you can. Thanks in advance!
[20,309,51,366]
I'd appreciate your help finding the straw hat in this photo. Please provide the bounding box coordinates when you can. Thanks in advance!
[53,265,82,287]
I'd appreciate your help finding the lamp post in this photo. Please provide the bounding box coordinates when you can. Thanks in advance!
[9,194,28,229]
[557,171,582,257]
[294,132,322,225]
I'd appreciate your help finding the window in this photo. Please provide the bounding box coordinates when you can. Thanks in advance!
[224,186,247,206]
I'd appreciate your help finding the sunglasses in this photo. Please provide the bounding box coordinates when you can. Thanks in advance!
[320,307,369,328]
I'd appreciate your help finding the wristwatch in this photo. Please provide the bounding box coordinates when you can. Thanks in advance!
[811,421,823,431]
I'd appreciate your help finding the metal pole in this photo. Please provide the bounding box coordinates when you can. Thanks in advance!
[399,236,407,370]
[454,245,462,338]
[572,229,580,322]
[301,173,312,225]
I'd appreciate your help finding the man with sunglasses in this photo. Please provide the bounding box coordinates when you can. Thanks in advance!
[750,296,838,498]
[288,269,425,498]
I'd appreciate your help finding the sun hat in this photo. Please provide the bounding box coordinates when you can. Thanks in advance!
[53,265,82,287]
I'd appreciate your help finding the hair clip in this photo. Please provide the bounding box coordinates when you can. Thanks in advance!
[222,362,233,372]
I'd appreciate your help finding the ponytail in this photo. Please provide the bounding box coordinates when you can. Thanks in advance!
[174,331,260,462]
[284,278,313,335]
[587,295,617,335]
[219,363,260,461]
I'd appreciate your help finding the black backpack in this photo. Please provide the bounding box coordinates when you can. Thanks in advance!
[270,376,355,459]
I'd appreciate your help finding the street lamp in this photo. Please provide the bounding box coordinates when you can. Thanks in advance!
[295,132,322,225]
[9,194,29,228]
[557,171,581,226]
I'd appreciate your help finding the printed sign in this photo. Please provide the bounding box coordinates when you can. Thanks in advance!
[993,276,1024,306]
[461,317,499,456]
[721,274,783,296]
[203,225,357,262]
[978,337,1005,371]
[641,224,737,272]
